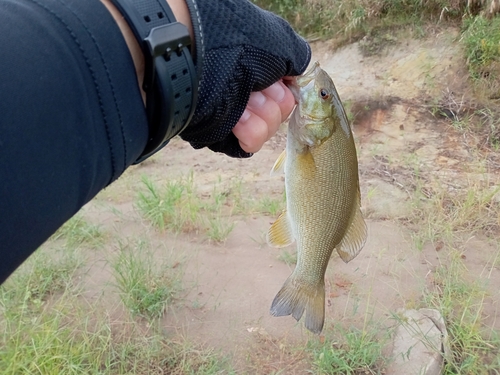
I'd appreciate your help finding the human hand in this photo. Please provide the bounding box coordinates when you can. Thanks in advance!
[233,80,296,154]
[180,0,311,157]
[101,0,309,157]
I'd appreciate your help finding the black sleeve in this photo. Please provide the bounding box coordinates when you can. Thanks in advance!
[0,0,149,283]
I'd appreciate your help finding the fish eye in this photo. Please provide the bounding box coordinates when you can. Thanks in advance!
[319,88,330,100]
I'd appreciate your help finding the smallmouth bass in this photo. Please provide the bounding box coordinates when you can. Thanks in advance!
[267,62,367,334]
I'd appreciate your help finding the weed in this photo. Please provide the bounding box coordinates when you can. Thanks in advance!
[462,16,500,80]
[277,249,297,265]
[249,230,269,249]
[205,215,235,243]
[224,176,249,214]
[0,304,112,374]
[309,324,387,374]
[476,107,500,149]
[112,239,183,319]
[51,214,103,248]
[0,248,82,311]
[0,297,234,374]
[254,195,285,216]
[137,174,201,233]
[408,177,500,247]
[422,250,500,373]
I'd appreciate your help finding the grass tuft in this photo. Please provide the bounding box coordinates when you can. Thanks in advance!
[137,174,201,233]
[309,325,387,375]
[422,250,500,374]
[253,195,285,217]
[0,249,82,311]
[112,239,183,319]
[205,216,235,243]
[51,214,104,248]
[137,173,239,242]
[0,297,234,374]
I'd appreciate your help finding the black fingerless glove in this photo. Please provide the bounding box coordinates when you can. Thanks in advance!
[180,0,311,157]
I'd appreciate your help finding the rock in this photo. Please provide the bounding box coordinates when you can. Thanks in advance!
[386,308,450,375]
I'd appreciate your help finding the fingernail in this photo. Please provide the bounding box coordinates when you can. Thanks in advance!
[239,109,251,123]
[264,82,286,103]
[248,92,267,108]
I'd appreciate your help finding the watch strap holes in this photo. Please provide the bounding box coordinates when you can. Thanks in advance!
[182,69,188,75]
[144,15,151,23]
[174,110,180,116]
[157,12,164,19]
[174,93,180,99]
[185,87,191,93]
[171,73,177,80]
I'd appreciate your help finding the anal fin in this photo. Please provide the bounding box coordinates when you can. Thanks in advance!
[336,198,367,263]
[267,210,294,248]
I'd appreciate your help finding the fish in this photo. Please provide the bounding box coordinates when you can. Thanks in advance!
[267,61,367,334]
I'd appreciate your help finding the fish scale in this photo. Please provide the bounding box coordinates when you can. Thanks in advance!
[267,61,367,334]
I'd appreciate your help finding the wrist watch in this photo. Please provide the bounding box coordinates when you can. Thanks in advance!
[110,0,198,163]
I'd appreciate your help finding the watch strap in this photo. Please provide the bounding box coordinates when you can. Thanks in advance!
[111,0,198,163]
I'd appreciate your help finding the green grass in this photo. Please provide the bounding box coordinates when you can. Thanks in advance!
[137,173,239,242]
[137,174,201,233]
[422,250,500,374]
[308,324,388,374]
[0,248,82,311]
[0,297,234,374]
[205,216,235,243]
[405,169,500,372]
[112,239,183,319]
[408,176,500,248]
[253,0,465,42]
[253,195,285,217]
[0,238,233,374]
[461,15,500,83]
[277,249,297,265]
[51,214,104,248]
[256,0,500,101]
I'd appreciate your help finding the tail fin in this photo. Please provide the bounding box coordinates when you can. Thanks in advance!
[270,275,325,334]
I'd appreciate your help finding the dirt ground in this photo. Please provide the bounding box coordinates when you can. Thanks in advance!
[75,28,499,372]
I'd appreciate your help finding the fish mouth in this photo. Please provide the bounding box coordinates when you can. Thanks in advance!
[284,61,322,103]
[301,61,321,78]
[283,77,300,102]
[297,61,321,87]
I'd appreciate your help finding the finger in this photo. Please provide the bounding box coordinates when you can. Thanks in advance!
[232,109,268,153]
[233,81,296,154]
[262,80,296,123]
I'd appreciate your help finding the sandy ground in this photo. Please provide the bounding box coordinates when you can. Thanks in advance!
[62,28,499,372]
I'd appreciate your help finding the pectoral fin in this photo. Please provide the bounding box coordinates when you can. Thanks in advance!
[267,210,294,248]
[336,197,367,263]
[297,148,316,180]
[270,149,286,176]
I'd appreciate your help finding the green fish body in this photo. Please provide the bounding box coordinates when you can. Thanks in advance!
[267,62,367,334]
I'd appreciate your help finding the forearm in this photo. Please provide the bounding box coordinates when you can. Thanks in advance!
[0,0,148,283]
